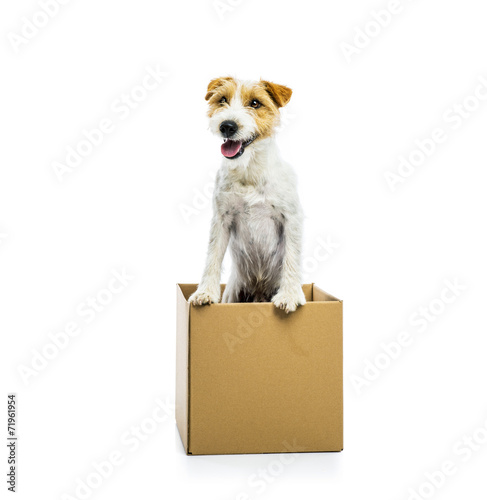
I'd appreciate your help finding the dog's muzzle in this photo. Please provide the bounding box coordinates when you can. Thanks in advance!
[219,120,238,138]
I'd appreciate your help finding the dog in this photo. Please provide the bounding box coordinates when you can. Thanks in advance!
[188,77,306,313]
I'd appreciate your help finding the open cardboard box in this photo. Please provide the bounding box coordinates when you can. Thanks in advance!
[176,283,343,455]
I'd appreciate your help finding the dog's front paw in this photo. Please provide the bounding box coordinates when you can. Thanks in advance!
[272,287,306,314]
[188,288,220,306]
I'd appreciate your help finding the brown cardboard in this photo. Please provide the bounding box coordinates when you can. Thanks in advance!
[175,283,343,455]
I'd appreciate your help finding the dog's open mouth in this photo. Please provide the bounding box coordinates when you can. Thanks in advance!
[221,136,257,159]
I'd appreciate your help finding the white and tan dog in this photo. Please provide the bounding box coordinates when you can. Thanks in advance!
[189,77,305,313]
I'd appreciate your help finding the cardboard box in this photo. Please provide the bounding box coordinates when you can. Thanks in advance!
[176,283,343,455]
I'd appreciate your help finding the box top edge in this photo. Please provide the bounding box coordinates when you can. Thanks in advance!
[177,283,341,303]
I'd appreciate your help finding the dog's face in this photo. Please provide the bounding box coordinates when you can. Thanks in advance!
[205,77,292,164]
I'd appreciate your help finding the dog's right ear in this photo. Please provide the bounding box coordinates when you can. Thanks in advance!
[205,77,234,101]
[261,80,292,108]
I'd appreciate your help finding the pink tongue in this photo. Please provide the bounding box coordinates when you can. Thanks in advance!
[221,140,242,158]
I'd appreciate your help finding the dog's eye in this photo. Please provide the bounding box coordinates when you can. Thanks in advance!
[250,99,261,109]
[219,96,227,104]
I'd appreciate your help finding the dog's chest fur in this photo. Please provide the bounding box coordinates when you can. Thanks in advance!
[217,176,286,295]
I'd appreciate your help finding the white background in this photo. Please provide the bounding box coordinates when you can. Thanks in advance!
[1,0,487,499]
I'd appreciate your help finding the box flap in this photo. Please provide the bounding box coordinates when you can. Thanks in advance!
[175,284,190,453]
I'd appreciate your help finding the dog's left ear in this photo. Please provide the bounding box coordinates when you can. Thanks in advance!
[261,80,292,108]
[205,76,234,101]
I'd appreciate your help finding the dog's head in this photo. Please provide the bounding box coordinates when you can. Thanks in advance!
[205,77,292,164]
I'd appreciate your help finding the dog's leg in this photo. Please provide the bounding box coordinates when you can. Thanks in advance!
[189,215,230,306]
[271,214,306,313]
[221,268,238,303]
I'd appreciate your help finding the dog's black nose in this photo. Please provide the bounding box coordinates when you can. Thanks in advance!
[219,120,238,138]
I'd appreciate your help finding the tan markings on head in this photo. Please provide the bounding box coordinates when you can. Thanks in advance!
[205,77,237,117]
[205,78,293,139]
[237,80,293,139]
[260,80,293,108]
